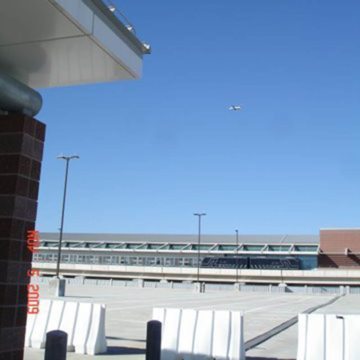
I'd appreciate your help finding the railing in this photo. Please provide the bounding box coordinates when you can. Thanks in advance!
[30,276,360,295]
[101,0,137,34]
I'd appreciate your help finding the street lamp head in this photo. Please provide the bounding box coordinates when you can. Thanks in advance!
[194,213,206,216]
[57,154,80,160]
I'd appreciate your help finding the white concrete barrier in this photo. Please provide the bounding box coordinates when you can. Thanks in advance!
[46,300,65,333]
[177,309,197,359]
[86,304,107,355]
[229,311,245,360]
[193,310,213,357]
[26,299,107,355]
[161,308,182,360]
[59,301,79,351]
[30,299,52,348]
[25,308,38,347]
[345,315,360,360]
[73,302,93,354]
[153,308,245,360]
[297,313,360,360]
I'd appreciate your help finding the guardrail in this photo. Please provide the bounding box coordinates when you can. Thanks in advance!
[32,262,360,285]
[31,276,360,295]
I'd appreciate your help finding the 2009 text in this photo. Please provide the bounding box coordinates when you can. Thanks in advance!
[27,230,40,314]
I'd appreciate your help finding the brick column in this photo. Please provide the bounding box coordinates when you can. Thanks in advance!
[0,114,45,360]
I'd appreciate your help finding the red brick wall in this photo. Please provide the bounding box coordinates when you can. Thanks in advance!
[319,229,360,268]
[0,115,45,360]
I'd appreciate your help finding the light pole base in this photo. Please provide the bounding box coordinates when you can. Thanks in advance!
[49,277,66,297]
[194,282,205,293]
[234,282,243,291]
[278,282,288,293]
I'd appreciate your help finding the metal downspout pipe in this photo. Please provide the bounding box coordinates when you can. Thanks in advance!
[0,72,42,117]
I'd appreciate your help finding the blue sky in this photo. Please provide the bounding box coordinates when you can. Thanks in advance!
[37,0,360,235]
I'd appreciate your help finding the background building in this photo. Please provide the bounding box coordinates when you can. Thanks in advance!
[33,230,360,285]
[319,229,360,268]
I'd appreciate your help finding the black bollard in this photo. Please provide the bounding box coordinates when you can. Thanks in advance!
[146,320,162,360]
[44,330,68,360]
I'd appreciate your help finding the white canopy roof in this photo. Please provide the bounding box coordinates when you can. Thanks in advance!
[0,0,150,88]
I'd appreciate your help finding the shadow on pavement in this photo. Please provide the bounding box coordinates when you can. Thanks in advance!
[63,296,93,299]
[105,346,146,355]
[246,357,295,360]
[106,336,145,343]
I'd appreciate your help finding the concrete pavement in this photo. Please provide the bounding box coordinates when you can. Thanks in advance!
[24,283,350,360]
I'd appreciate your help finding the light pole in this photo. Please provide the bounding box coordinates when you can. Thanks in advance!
[55,155,79,278]
[193,213,206,283]
[279,235,288,286]
[235,229,239,283]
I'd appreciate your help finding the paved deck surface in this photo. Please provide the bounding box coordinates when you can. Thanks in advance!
[24,284,358,360]
[246,295,360,359]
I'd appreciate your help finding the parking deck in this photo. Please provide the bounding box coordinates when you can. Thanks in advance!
[24,282,344,360]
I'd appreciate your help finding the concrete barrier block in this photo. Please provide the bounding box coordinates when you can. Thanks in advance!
[212,310,231,360]
[162,308,182,360]
[26,299,107,355]
[345,315,360,360]
[306,314,325,360]
[177,309,197,358]
[229,311,245,360]
[30,299,52,348]
[297,314,307,360]
[59,301,79,351]
[297,313,326,360]
[153,308,165,325]
[153,308,245,360]
[46,300,65,333]
[326,315,344,360]
[193,310,213,357]
[86,304,107,355]
[73,302,93,354]
[297,313,360,360]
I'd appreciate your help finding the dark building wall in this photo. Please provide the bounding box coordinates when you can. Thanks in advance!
[319,229,360,268]
[0,115,45,360]
[298,255,318,270]
[318,254,360,268]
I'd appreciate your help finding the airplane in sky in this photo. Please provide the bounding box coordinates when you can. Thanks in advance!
[229,105,242,111]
